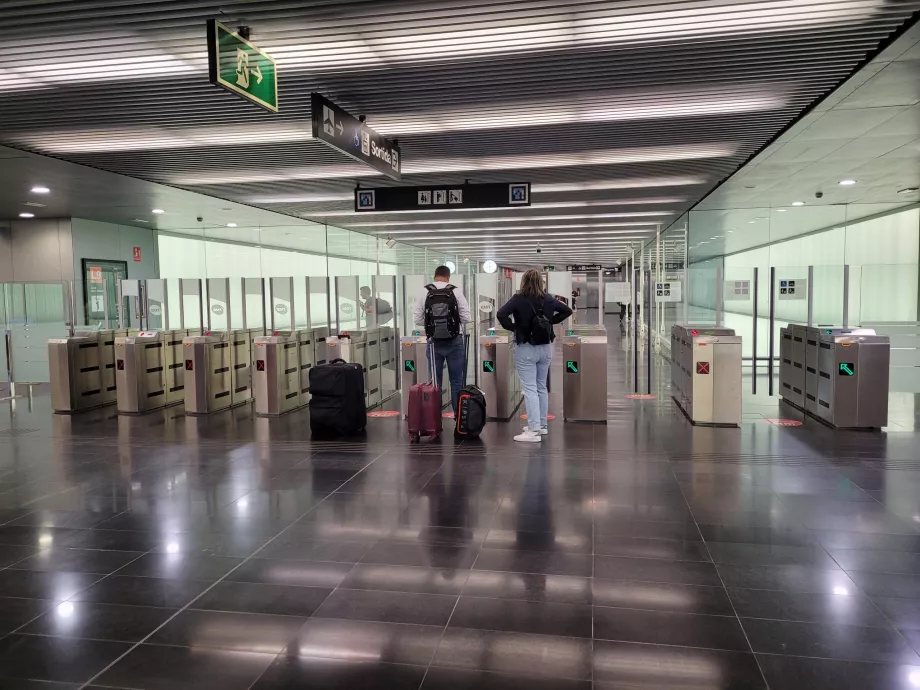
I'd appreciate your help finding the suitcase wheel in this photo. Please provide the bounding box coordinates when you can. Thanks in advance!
[410,432,420,443]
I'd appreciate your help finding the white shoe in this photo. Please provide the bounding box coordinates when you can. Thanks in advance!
[514,429,542,443]
[522,426,548,435]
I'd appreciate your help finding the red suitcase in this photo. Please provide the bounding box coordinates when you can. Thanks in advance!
[408,381,442,442]
[408,342,443,442]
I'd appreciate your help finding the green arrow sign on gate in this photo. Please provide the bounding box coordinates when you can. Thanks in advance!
[207,20,278,112]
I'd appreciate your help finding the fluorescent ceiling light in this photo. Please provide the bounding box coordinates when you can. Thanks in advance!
[397,230,646,242]
[30,185,50,194]
[350,211,672,228]
[18,212,34,218]
[776,208,787,212]
[259,1,882,72]
[152,208,165,214]
[174,143,736,186]
[533,176,707,193]
[838,179,856,186]
[791,201,805,206]
[227,223,238,228]
[382,223,658,235]
[248,193,354,204]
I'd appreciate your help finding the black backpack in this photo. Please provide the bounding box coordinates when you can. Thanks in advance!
[424,284,461,340]
[529,298,554,345]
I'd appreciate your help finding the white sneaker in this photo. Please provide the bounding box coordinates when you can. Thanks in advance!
[522,426,548,435]
[514,429,542,443]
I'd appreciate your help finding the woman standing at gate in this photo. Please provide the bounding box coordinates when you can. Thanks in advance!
[497,270,573,443]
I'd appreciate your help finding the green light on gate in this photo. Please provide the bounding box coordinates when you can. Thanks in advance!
[825,329,833,335]
[839,362,855,376]
[404,360,415,373]
[483,360,495,373]
[566,361,579,374]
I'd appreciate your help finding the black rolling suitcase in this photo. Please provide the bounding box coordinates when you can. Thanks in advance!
[309,358,366,436]
[455,334,487,439]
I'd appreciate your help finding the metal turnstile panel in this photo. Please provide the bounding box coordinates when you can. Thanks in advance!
[670,325,740,426]
[297,329,315,401]
[561,333,608,423]
[253,335,303,416]
[478,331,522,421]
[49,331,122,413]
[183,334,233,415]
[366,328,382,407]
[815,332,889,429]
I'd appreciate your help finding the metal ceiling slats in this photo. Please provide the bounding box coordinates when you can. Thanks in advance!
[1,0,917,263]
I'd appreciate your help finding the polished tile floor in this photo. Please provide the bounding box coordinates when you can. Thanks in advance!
[0,321,919,689]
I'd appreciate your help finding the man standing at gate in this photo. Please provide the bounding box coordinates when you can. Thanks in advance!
[413,265,472,413]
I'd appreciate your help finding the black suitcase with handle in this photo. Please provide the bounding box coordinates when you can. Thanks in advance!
[454,334,487,439]
[309,358,366,436]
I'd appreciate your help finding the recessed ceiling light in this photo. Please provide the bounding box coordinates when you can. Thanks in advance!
[776,208,787,212]
[227,222,238,228]
[18,212,34,218]
[30,185,50,194]
[898,187,919,195]
[838,179,856,186]
[791,201,805,206]
[132,219,150,223]
[748,220,756,224]
[24,202,46,208]
[152,208,165,214]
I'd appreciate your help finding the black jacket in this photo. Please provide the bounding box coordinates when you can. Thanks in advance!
[497,294,573,345]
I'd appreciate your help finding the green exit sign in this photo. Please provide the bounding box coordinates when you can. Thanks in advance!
[839,362,855,376]
[482,360,495,373]
[566,360,579,374]
[544,265,555,271]
[404,360,415,373]
[207,20,278,112]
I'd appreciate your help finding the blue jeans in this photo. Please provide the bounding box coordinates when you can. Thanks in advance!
[515,342,552,431]
[427,336,465,413]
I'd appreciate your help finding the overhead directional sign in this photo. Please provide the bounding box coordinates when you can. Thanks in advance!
[311,93,401,180]
[354,182,530,212]
[206,20,278,112]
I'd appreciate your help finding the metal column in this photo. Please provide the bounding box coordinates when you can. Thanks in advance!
[768,267,776,396]
[752,267,758,395]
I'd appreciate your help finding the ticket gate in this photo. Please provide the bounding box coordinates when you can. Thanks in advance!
[561,326,608,423]
[670,325,741,426]
[183,331,254,415]
[49,329,126,413]
[780,325,889,429]
[114,330,188,414]
[479,329,522,421]
[253,332,304,417]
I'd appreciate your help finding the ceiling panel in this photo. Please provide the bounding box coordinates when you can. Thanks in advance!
[0,0,918,265]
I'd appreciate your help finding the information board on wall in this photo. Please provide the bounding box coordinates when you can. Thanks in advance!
[724,280,751,301]
[605,282,631,303]
[655,281,682,303]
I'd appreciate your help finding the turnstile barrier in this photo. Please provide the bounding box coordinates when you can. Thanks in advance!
[478,329,522,421]
[561,326,607,423]
[115,329,189,414]
[780,325,889,429]
[670,325,741,426]
[183,329,257,415]
[49,329,127,413]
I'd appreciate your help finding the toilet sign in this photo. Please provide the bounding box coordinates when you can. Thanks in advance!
[778,279,807,300]
[655,281,682,302]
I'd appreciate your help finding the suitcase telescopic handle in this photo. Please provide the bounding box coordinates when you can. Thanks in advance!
[330,358,347,364]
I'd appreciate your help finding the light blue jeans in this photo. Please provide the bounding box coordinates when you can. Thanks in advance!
[515,342,552,431]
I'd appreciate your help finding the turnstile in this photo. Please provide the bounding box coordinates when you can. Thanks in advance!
[479,329,522,421]
[780,325,889,429]
[670,325,741,426]
[561,326,608,423]
[115,330,187,414]
[253,332,304,416]
[49,329,126,413]
[183,330,255,415]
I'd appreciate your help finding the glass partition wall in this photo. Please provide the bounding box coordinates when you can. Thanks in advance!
[644,201,920,394]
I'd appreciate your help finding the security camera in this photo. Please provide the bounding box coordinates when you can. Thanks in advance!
[815,191,824,199]
[536,246,542,254]
[385,237,396,249]
[196,216,203,223]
